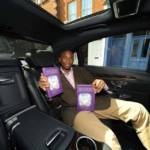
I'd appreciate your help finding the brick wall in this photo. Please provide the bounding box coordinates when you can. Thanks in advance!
[41,0,105,22]
[58,0,105,23]
[41,0,57,17]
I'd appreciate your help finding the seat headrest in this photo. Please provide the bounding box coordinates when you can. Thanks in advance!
[26,51,57,67]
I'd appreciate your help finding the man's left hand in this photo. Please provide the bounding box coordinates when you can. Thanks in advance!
[92,79,106,93]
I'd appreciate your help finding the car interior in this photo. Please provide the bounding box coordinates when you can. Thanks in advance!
[0,0,150,150]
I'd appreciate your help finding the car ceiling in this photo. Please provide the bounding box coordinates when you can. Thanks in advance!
[0,0,150,53]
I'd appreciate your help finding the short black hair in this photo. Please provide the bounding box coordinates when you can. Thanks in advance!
[57,49,74,58]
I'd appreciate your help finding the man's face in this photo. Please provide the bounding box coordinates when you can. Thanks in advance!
[59,50,74,71]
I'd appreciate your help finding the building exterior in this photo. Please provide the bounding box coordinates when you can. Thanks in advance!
[32,0,57,17]
[57,0,106,23]
[107,33,150,70]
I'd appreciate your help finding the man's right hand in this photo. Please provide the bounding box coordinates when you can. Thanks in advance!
[38,73,50,91]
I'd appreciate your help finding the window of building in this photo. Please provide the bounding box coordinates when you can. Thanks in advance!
[81,0,92,17]
[131,39,139,57]
[68,1,77,22]
[79,30,150,71]
[141,39,150,57]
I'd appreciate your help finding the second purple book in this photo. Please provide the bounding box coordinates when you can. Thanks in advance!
[42,67,63,98]
[76,84,95,112]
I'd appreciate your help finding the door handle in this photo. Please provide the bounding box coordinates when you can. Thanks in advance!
[46,130,62,147]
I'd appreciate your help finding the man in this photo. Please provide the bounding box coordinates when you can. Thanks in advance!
[39,50,150,150]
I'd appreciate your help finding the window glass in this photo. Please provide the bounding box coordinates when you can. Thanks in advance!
[79,30,150,71]
[73,52,79,65]
[32,0,110,24]
[0,35,50,58]
[131,39,139,57]
[141,39,150,57]
[0,36,12,53]
[81,0,92,17]
[32,0,48,5]
[68,1,77,22]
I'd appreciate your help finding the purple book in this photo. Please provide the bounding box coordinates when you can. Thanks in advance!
[42,67,63,98]
[76,84,95,112]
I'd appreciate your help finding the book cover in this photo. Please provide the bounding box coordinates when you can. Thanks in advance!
[42,67,63,98]
[76,84,95,112]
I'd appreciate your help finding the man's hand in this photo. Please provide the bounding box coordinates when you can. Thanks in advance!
[38,73,50,91]
[92,79,106,93]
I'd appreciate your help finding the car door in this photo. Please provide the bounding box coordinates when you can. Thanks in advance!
[77,30,150,111]
[76,30,150,150]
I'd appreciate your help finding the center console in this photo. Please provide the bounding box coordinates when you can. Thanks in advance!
[5,106,75,150]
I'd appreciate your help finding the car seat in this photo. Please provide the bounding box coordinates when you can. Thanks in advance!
[21,50,63,119]
[0,52,75,150]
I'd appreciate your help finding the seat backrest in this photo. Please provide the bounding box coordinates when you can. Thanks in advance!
[0,59,31,120]
[0,58,32,150]
[22,51,60,114]
[21,63,50,114]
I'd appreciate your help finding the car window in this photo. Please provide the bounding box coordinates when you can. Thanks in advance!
[79,30,150,71]
[0,35,50,58]
[32,0,110,24]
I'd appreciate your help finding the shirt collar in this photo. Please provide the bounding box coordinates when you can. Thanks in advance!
[60,67,73,75]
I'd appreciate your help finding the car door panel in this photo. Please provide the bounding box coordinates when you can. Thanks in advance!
[86,66,149,150]
[86,66,150,112]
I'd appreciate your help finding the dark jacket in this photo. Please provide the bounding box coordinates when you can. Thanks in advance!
[58,66,111,126]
